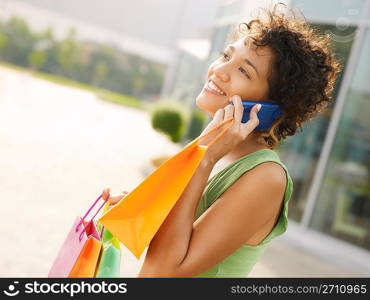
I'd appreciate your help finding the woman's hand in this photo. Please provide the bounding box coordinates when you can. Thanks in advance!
[199,95,261,164]
[102,187,129,207]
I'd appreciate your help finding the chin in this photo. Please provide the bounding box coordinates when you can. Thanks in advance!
[195,95,211,114]
[195,90,226,117]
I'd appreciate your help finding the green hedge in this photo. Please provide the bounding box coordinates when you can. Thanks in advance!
[185,108,208,141]
[150,101,189,143]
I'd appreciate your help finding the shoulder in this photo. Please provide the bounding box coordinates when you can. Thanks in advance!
[240,160,287,189]
[226,160,287,208]
[254,160,287,186]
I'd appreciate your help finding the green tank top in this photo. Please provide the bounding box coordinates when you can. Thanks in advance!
[193,148,293,277]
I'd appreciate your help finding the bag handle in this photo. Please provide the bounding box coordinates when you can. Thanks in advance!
[99,226,105,240]
[97,201,112,240]
[195,117,234,148]
[75,192,110,241]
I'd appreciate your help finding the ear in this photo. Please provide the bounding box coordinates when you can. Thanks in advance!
[254,132,265,144]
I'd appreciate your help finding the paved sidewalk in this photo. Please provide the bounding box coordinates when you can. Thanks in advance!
[119,237,361,278]
[0,66,180,277]
[249,239,361,277]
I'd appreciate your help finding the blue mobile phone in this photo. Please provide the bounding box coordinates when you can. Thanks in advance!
[231,100,282,131]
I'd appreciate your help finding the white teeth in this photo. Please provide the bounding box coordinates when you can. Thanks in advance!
[207,81,225,95]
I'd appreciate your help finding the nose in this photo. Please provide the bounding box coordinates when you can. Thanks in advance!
[212,62,230,82]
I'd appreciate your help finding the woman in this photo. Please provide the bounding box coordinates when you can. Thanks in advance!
[103,4,340,277]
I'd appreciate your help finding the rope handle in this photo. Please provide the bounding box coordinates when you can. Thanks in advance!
[75,192,110,241]
[196,117,234,148]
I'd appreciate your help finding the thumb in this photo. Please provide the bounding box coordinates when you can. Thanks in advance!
[243,104,261,131]
[250,104,261,120]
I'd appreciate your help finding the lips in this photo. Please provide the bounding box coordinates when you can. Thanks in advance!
[210,80,226,95]
[205,79,227,96]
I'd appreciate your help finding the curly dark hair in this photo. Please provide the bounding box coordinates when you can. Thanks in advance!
[229,3,341,149]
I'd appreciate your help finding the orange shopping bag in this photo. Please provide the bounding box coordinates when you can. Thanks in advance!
[99,117,234,259]
[68,220,102,278]
[68,194,109,278]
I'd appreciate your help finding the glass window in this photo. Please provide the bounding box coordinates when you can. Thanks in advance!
[310,30,370,251]
[290,0,366,22]
[169,51,204,104]
[208,24,233,62]
[196,24,233,96]
[216,0,243,19]
[277,23,354,222]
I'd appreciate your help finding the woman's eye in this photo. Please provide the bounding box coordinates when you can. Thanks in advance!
[218,51,251,79]
[239,67,251,79]
[219,51,229,60]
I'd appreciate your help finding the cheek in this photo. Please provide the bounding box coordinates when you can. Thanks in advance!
[225,77,250,100]
[249,80,269,100]
[236,79,268,101]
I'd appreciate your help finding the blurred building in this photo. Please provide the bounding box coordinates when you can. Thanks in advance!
[164,0,370,275]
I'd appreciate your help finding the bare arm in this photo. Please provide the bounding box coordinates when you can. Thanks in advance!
[138,156,216,276]
[137,160,287,277]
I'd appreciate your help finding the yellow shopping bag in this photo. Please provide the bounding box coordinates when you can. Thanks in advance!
[99,117,234,259]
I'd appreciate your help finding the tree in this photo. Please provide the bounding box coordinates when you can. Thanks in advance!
[28,50,46,70]
[92,60,108,86]
[2,16,35,65]
[56,28,81,77]
[0,32,9,57]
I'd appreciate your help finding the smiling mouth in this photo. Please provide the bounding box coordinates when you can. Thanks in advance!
[205,80,227,96]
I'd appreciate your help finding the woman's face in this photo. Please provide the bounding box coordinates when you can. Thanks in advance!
[196,36,275,116]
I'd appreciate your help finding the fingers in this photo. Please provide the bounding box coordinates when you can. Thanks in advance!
[251,104,261,122]
[108,195,122,205]
[242,104,261,132]
[201,108,224,135]
[223,102,234,121]
[102,188,129,206]
[109,190,129,206]
[202,119,215,134]
[213,108,225,124]
[231,95,244,123]
[102,188,110,201]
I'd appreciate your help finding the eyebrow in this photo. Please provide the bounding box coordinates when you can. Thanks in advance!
[226,43,260,78]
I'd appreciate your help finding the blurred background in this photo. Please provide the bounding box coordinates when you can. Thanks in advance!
[0,0,369,277]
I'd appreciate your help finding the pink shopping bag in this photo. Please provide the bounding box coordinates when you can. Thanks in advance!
[48,193,109,277]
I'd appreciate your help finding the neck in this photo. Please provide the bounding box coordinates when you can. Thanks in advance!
[223,132,270,162]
